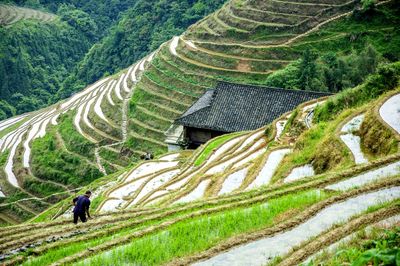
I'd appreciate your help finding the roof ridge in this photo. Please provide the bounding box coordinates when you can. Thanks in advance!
[175,81,332,133]
[177,89,215,120]
[216,81,333,95]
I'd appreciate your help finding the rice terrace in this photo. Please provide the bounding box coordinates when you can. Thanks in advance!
[0,0,399,265]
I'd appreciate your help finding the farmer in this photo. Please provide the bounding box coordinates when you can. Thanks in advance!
[72,190,92,224]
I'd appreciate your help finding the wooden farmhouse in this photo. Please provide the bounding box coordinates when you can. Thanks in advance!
[165,82,331,150]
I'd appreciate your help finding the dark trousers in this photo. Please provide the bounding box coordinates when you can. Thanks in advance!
[73,212,87,224]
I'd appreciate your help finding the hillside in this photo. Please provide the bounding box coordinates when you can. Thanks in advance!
[0,0,399,264]
[0,0,398,225]
[0,4,56,26]
[0,53,155,225]
[0,4,97,119]
[60,0,226,99]
[4,0,137,36]
[0,0,226,119]
[123,0,400,162]
[0,62,399,265]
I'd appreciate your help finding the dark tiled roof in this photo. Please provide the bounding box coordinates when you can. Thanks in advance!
[175,82,332,132]
[183,89,214,116]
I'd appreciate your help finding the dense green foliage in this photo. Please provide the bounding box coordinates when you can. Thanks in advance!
[352,227,400,266]
[30,132,102,186]
[0,0,139,118]
[57,5,98,41]
[59,0,226,99]
[308,226,400,266]
[6,0,136,35]
[314,61,400,122]
[266,45,381,93]
[57,113,96,159]
[0,19,92,118]
[0,0,225,118]
[30,115,102,187]
[265,5,400,93]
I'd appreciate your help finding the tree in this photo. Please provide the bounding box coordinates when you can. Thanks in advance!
[0,100,16,118]
[265,60,301,90]
[298,49,319,90]
[353,0,377,20]
[358,45,379,77]
[321,52,347,92]
[58,5,99,41]
[361,0,376,12]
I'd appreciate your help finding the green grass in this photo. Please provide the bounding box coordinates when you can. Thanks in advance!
[98,147,132,168]
[57,113,96,159]
[125,134,167,156]
[306,224,400,266]
[194,132,244,166]
[130,85,187,115]
[145,68,203,98]
[21,223,146,266]
[273,108,354,181]
[359,103,399,158]
[154,54,216,87]
[273,63,400,181]
[31,126,102,187]
[22,177,65,197]
[160,45,272,85]
[29,169,128,223]
[77,190,329,266]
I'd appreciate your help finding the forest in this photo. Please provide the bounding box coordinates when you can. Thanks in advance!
[0,0,225,118]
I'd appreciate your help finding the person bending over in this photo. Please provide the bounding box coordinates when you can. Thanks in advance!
[72,190,92,224]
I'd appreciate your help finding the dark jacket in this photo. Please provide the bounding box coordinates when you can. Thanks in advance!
[73,195,91,214]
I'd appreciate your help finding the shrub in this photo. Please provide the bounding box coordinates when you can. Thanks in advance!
[314,62,400,122]
[312,137,348,174]
[359,111,399,156]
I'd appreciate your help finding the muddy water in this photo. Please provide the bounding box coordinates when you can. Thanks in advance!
[380,93,400,134]
[302,214,400,264]
[193,187,400,266]
[326,161,400,191]
[284,164,315,183]
[275,120,287,140]
[340,134,368,164]
[218,168,248,195]
[175,179,210,204]
[246,149,291,189]
[340,114,368,165]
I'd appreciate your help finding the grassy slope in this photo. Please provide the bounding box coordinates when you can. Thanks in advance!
[78,190,329,266]
[12,63,399,265]
[1,3,400,265]
[125,2,400,155]
[306,224,400,265]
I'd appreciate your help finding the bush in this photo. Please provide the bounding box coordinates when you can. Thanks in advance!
[359,111,399,156]
[314,61,400,122]
[361,0,376,12]
[312,137,348,174]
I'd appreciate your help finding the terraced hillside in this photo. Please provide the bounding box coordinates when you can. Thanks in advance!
[0,0,399,225]
[0,54,155,224]
[0,63,399,265]
[0,4,56,27]
[126,0,400,155]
